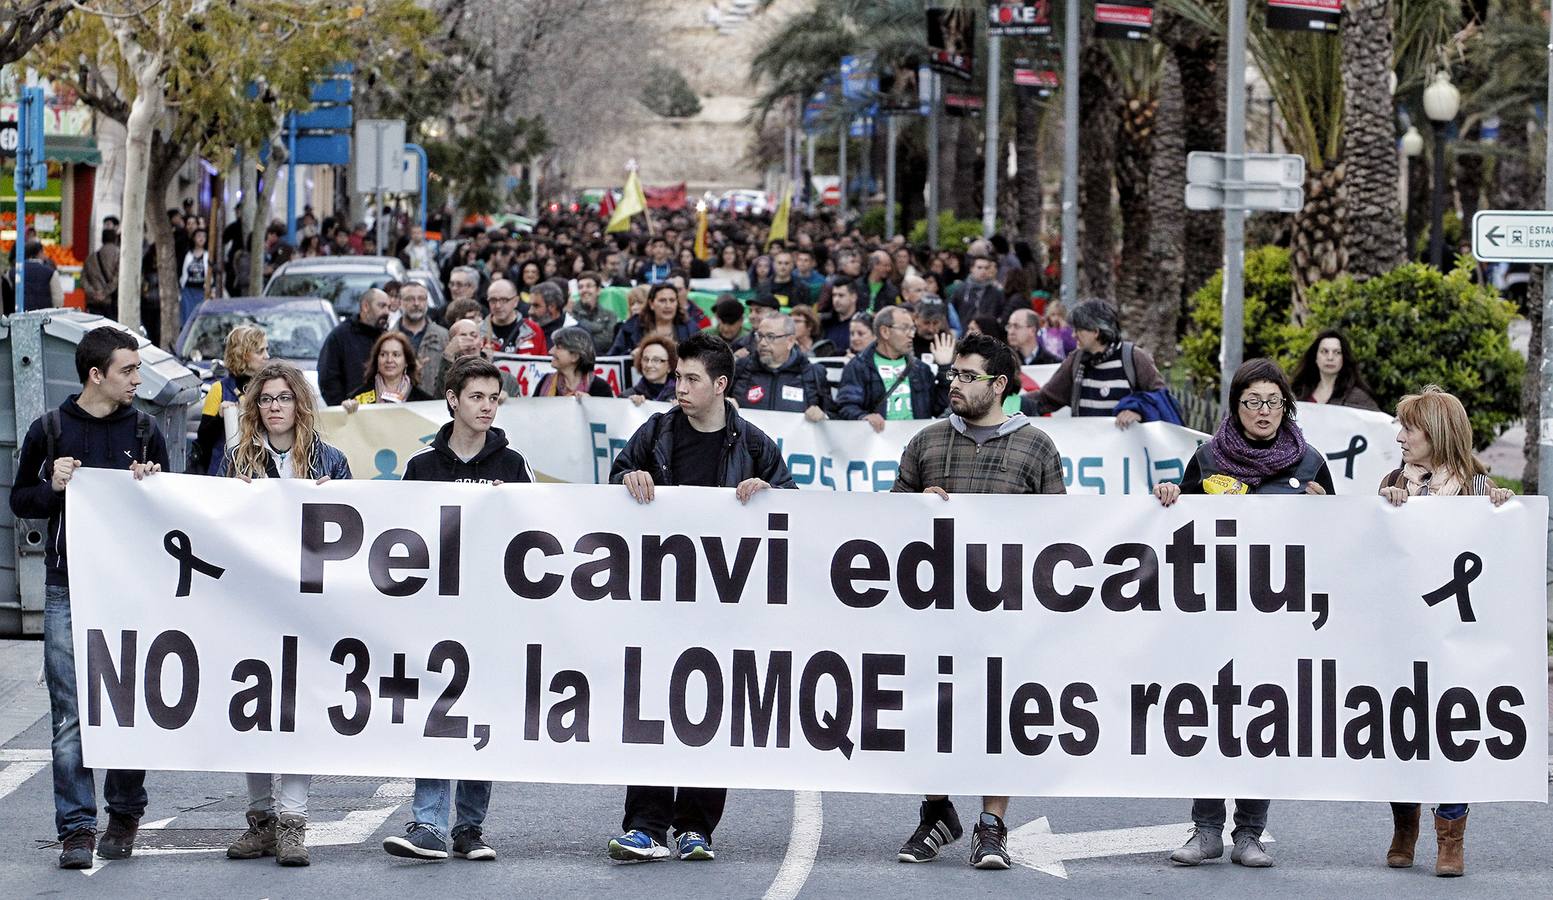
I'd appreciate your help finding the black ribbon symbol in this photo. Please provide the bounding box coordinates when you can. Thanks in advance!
[1421,552,1482,623]
[1325,434,1368,480]
[164,530,226,598]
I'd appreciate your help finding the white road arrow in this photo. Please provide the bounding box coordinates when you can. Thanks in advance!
[1009,811,1275,879]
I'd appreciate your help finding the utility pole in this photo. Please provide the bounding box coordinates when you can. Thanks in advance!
[885,115,898,238]
[1219,0,1249,407]
[928,70,941,249]
[1540,3,1553,635]
[1060,0,1079,306]
[837,121,848,220]
[982,34,1002,238]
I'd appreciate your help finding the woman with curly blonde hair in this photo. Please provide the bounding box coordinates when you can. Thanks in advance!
[194,323,269,473]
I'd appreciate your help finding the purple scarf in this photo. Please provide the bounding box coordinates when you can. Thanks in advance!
[1209,414,1308,486]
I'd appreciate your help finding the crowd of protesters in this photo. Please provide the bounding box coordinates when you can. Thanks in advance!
[9,200,1517,879]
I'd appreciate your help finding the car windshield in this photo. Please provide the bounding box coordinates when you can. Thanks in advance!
[266,272,388,312]
[181,309,334,362]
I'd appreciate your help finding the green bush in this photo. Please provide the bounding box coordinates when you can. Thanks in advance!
[639,65,702,119]
[857,204,901,239]
[1297,262,1522,448]
[1181,245,1302,391]
[907,212,989,250]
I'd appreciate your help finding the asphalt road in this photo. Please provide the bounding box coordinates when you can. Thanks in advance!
[0,639,1547,898]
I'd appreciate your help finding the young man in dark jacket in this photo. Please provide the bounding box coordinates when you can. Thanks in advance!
[731,312,830,420]
[606,333,793,863]
[836,306,955,431]
[10,326,169,869]
[382,356,532,864]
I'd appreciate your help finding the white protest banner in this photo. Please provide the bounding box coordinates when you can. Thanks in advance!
[1294,402,1402,495]
[318,398,1206,493]
[69,471,1546,801]
[491,353,633,398]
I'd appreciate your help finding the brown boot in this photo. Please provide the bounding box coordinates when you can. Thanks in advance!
[1434,810,1467,877]
[1386,804,1420,867]
[227,810,277,859]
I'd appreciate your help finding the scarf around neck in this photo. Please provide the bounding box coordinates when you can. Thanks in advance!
[1209,414,1308,486]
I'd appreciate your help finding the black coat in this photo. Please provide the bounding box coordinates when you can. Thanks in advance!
[317,318,385,406]
[732,348,830,414]
[609,401,795,489]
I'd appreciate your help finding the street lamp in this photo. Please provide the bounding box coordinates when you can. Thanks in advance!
[1423,71,1461,269]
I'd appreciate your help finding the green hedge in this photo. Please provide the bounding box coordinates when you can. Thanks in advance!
[1183,249,1522,448]
[907,212,988,250]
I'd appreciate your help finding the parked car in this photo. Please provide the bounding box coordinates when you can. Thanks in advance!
[716,189,773,216]
[174,295,336,390]
[264,255,408,319]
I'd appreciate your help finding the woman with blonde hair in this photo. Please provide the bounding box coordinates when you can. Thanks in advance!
[194,324,270,474]
[217,362,350,865]
[1377,385,1512,878]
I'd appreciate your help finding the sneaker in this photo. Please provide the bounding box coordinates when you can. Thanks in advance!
[968,812,1011,870]
[275,812,310,867]
[227,810,277,859]
[1169,827,1225,866]
[58,830,94,869]
[382,822,448,860]
[898,800,963,863]
[608,829,671,862]
[98,812,139,860]
[1231,833,1275,868]
[676,831,715,861]
[451,826,497,861]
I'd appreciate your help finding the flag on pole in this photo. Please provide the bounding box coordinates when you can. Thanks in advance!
[766,185,793,246]
[598,189,616,222]
[606,169,649,233]
[693,201,710,260]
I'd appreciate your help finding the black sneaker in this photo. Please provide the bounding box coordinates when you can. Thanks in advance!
[58,830,94,869]
[451,826,496,861]
[897,800,963,863]
[969,812,1011,870]
[98,812,139,860]
[382,822,448,860]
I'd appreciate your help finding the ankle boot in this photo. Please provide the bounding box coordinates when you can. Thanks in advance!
[1386,805,1420,867]
[1434,810,1466,877]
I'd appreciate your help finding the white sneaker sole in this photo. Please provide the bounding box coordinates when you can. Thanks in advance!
[972,856,1011,870]
[382,836,447,860]
[609,840,670,862]
[453,848,497,861]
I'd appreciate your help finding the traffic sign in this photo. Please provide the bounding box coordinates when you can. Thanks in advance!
[1185,151,1305,213]
[1470,210,1553,263]
[1185,183,1304,212]
[354,118,407,192]
[0,121,16,157]
[1186,152,1304,188]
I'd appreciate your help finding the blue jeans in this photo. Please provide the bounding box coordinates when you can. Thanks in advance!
[1191,798,1269,840]
[43,586,147,838]
[1393,802,1469,821]
[410,778,491,842]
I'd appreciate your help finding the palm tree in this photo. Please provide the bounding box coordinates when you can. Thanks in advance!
[1155,8,1225,307]
[1078,36,1118,297]
[1339,0,1405,280]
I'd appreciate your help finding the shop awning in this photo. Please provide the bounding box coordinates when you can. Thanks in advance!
[43,134,100,166]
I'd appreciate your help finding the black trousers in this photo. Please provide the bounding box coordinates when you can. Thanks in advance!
[622,785,726,845]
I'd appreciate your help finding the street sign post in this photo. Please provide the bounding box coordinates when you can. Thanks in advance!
[1470,210,1553,263]
[1185,151,1306,212]
[13,87,47,314]
[354,118,406,252]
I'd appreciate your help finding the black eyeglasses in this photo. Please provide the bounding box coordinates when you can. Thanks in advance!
[1240,397,1285,411]
[944,369,997,385]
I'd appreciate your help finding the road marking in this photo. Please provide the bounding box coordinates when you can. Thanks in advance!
[0,748,48,803]
[80,779,413,875]
[762,791,823,900]
[1009,813,1276,879]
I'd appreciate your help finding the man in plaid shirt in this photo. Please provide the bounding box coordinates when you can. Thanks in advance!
[890,332,1065,870]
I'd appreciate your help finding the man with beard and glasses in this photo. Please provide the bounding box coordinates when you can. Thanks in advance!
[889,332,1064,871]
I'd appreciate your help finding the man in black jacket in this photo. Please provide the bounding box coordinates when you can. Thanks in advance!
[382,356,532,865]
[948,254,1007,325]
[731,312,829,421]
[606,333,793,864]
[317,288,390,405]
[10,327,169,869]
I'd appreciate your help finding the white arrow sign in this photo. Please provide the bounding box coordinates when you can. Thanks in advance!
[1009,812,1276,879]
[1471,210,1553,263]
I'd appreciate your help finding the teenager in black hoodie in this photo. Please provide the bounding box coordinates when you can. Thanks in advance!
[10,327,169,869]
[382,356,531,865]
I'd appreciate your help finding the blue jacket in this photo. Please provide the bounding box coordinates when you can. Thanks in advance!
[1113,389,1185,426]
[10,396,171,587]
[835,342,949,421]
[732,348,831,414]
[218,438,353,481]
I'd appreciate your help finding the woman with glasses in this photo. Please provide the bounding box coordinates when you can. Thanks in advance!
[1152,358,1333,871]
[1375,385,1512,877]
[628,335,678,405]
[218,361,351,867]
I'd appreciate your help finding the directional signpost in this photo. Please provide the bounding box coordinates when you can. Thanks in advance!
[1470,210,1553,263]
[13,87,46,313]
[1184,151,1306,212]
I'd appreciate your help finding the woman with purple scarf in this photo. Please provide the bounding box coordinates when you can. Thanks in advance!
[1152,358,1335,870]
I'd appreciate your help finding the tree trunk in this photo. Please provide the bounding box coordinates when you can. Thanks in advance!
[116,69,164,330]
[952,113,980,219]
[1157,10,1224,305]
[1014,92,1044,257]
[1456,138,1483,235]
[1129,52,1186,363]
[1405,153,1429,262]
[1290,165,1346,320]
[1114,93,1156,330]
[1524,266,1541,492]
[1078,41,1116,298]
[1498,114,1544,489]
[1338,0,1404,279]
[249,169,271,297]
[146,142,183,349]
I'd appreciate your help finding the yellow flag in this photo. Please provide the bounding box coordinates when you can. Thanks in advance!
[606,170,648,234]
[693,203,710,260]
[766,185,792,247]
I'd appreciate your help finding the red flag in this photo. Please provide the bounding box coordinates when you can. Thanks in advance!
[598,190,616,221]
